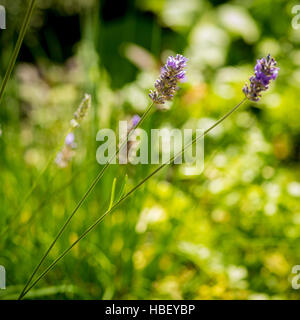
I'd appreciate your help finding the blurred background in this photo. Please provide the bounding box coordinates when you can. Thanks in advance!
[0,0,300,299]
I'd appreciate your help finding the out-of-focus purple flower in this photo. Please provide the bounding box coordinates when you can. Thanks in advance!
[65,132,75,146]
[55,146,76,168]
[56,132,77,168]
[132,115,141,127]
[243,54,279,102]
[149,54,188,105]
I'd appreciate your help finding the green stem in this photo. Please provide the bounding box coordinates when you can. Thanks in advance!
[18,102,154,299]
[2,160,97,239]
[19,98,246,299]
[0,0,36,105]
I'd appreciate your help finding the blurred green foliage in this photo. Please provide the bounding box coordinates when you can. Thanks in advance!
[0,0,300,299]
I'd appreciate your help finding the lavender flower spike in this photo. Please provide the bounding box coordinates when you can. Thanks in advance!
[243,54,279,102]
[149,54,188,105]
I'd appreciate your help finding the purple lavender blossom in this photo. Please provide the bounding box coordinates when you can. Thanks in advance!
[56,133,76,168]
[149,54,188,105]
[132,115,141,127]
[243,54,279,102]
[65,132,75,146]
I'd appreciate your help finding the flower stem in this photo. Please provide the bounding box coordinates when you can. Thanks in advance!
[19,98,246,299]
[0,0,36,105]
[18,102,154,299]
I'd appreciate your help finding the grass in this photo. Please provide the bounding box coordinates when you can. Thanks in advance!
[19,98,247,299]
[0,0,36,105]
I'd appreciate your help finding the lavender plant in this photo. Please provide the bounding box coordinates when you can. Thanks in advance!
[18,54,188,299]
[19,54,278,299]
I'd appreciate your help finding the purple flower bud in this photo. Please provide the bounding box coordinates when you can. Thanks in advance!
[149,54,188,105]
[243,54,279,102]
